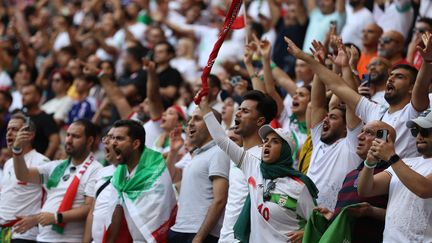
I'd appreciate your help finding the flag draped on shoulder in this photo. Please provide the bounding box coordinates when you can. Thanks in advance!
[107,148,177,243]
[303,204,361,243]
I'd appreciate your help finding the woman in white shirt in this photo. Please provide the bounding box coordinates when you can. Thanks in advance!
[200,97,318,243]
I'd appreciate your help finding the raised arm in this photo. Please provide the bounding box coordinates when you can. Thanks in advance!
[244,40,266,93]
[308,41,328,127]
[369,136,432,198]
[328,43,362,129]
[357,149,391,197]
[12,127,42,184]
[411,32,432,112]
[259,39,284,117]
[285,37,361,112]
[268,0,282,27]
[336,0,345,14]
[83,63,133,119]
[199,97,245,164]
[144,60,164,120]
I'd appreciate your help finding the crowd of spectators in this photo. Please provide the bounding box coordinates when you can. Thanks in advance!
[0,0,432,242]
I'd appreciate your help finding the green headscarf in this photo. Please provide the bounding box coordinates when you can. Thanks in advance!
[234,140,319,243]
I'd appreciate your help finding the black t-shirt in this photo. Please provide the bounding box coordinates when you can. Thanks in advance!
[272,18,309,77]
[30,111,59,154]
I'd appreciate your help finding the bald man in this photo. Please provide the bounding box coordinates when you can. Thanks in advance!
[316,121,396,243]
[358,56,392,105]
[378,31,408,65]
[357,23,383,77]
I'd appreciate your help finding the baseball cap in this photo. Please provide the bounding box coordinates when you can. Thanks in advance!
[259,125,295,153]
[406,109,432,129]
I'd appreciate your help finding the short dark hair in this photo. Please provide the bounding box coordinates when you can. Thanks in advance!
[0,90,13,106]
[417,17,432,29]
[391,64,418,85]
[72,119,99,139]
[155,41,175,55]
[113,120,146,152]
[208,74,222,90]
[242,90,277,124]
[22,83,43,97]
[59,46,77,58]
[126,44,149,63]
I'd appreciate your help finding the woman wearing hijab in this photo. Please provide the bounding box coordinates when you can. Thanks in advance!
[199,96,318,243]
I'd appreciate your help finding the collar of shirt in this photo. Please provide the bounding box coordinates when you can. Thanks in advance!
[192,141,216,156]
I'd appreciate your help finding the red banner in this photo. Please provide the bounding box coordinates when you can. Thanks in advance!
[194,0,243,104]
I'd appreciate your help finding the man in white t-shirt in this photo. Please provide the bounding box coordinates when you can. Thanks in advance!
[341,0,374,48]
[305,52,363,210]
[219,90,278,243]
[0,114,49,242]
[83,127,118,243]
[286,34,432,159]
[12,119,102,242]
[358,110,432,242]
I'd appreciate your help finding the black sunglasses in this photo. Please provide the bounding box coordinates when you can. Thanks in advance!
[263,180,276,202]
[410,127,430,137]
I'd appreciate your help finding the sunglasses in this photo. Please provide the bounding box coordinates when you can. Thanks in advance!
[379,37,396,45]
[263,180,276,202]
[410,127,431,137]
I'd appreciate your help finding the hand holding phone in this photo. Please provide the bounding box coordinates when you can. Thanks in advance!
[376,129,388,142]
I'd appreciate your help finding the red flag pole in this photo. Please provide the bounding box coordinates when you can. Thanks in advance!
[194,0,243,105]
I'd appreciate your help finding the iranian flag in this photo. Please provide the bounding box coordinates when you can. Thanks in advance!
[105,148,177,243]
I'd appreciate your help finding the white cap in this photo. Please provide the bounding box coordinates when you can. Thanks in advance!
[407,109,432,129]
[258,125,296,153]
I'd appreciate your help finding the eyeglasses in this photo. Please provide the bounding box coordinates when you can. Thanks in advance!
[379,37,396,45]
[410,127,431,137]
[263,180,276,202]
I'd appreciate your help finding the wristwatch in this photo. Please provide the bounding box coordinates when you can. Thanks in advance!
[57,213,63,224]
[387,154,400,166]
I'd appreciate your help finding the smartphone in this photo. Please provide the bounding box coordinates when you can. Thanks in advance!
[376,129,388,142]
[230,75,242,86]
[24,116,31,131]
[362,74,371,87]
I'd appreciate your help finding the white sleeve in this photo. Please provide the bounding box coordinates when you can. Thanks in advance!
[296,186,316,224]
[203,112,246,166]
[84,165,101,198]
[311,121,323,147]
[355,96,383,122]
[345,123,363,148]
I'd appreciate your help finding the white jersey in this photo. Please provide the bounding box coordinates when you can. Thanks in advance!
[91,165,116,243]
[219,146,261,243]
[307,121,362,210]
[383,157,432,242]
[36,154,102,243]
[0,150,49,240]
[204,112,315,242]
[356,96,421,159]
